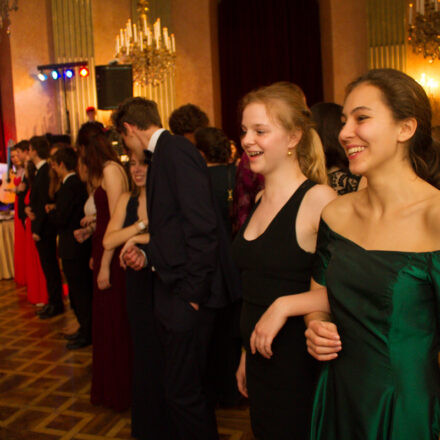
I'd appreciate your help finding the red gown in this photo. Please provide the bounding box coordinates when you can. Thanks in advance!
[13,176,26,285]
[90,186,132,411]
[24,190,48,305]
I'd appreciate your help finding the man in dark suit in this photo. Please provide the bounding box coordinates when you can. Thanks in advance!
[28,136,64,319]
[46,147,93,349]
[112,98,241,440]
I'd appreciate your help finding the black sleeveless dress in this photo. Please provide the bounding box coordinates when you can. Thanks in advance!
[123,196,169,439]
[232,180,320,440]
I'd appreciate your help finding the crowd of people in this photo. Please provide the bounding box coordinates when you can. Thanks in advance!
[2,67,440,440]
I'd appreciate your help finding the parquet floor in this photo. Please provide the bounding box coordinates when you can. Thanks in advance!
[0,280,254,440]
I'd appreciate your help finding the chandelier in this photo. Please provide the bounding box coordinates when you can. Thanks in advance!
[0,0,18,31]
[408,1,440,61]
[115,0,176,87]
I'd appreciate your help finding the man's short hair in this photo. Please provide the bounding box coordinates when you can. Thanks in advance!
[53,147,78,171]
[168,104,209,135]
[15,140,30,152]
[29,136,50,159]
[112,97,162,134]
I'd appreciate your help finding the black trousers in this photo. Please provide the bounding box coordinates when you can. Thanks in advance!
[154,282,218,440]
[35,235,63,308]
[62,258,93,340]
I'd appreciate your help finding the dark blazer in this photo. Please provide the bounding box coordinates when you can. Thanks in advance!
[145,131,218,306]
[29,162,54,238]
[144,131,241,317]
[48,174,90,260]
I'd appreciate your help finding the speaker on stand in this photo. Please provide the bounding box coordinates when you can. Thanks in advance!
[95,64,133,110]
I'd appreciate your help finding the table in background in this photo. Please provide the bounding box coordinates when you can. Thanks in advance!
[0,216,14,280]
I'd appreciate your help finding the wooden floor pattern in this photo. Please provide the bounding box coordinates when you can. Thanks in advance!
[0,280,254,440]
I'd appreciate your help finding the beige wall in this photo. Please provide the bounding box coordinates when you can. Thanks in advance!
[171,0,221,126]
[319,0,368,104]
[92,0,131,66]
[8,0,60,141]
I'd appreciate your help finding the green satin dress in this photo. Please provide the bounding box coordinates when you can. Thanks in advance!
[311,220,440,440]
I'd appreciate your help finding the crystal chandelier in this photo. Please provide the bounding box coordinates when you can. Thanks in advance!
[0,0,18,31]
[408,0,440,61]
[115,0,176,87]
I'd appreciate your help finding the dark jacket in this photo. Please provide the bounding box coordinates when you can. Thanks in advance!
[48,174,91,260]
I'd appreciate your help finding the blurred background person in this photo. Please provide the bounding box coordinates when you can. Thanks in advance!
[311,102,362,195]
[46,147,93,350]
[75,121,131,412]
[9,144,27,286]
[168,103,209,144]
[28,136,64,319]
[103,151,168,439]
[23,157,48,306]
[194,126,243,408]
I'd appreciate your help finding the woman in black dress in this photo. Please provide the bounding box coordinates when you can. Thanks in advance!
[232,82,336,439]
[103,152,169,439]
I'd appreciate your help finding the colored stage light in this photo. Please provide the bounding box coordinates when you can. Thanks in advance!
[79,67,89,77]
[64,69,74,79]
[51,70,60,80]
[37,72,48,82]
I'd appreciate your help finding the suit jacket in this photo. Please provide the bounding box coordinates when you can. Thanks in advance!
[48,174,91,260]
[29,162,54,238]
[144,131,240,321]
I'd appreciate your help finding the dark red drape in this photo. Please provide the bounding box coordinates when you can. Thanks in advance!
[218,0,323,143]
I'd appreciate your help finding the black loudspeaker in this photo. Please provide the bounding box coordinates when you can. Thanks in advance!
[95,65,133,110]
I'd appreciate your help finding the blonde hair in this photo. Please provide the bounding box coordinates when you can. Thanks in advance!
[240,82,327,184]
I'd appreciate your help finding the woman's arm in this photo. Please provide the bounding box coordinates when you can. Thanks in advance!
[97,163,128,290]
[250,284,330,359]
[102,192,143,250]
[101,162,128,216]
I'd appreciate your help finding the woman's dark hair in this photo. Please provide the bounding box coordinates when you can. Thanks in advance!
[76,122,121,186]
[346,68,440,188]
[194,127,231,164]
[310,102,347,170]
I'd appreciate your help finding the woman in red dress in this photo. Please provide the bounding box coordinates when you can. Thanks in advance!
[10,146,27,285]
[23,160,48,305]
[75,122,131,412]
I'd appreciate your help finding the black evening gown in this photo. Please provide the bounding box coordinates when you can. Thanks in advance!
[123,196,169,440]
[232,180,320,440]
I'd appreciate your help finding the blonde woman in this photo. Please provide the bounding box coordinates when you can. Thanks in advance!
[232,82,336,439]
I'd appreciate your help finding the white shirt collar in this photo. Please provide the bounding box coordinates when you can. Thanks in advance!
[147,128,166,153]
[36,160,46,170]
[63,172,76,184]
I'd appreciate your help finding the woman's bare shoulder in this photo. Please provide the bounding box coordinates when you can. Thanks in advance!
[425,190,440,245]
[321,190,362,226]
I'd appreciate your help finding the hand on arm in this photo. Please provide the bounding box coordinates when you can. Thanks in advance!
[119,233,150,267]
[120,244,146,270]
[304,313,341,361]
[303,279,341,361]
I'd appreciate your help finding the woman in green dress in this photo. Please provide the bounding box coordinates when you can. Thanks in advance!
[248,69,440,439]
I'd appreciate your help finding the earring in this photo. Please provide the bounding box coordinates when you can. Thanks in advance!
[287,149,293,156]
